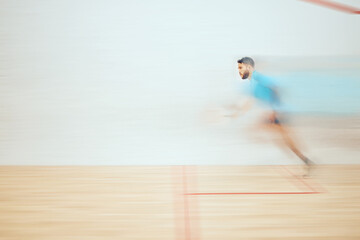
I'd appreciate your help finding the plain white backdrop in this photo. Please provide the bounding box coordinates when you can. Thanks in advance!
[0,0,359,165]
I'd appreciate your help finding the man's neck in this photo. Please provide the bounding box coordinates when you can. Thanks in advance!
[248,70,254,81]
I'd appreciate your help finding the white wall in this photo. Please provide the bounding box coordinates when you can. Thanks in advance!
[0,0,359,165]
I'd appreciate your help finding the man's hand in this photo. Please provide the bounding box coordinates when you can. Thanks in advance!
[224,112,240,118]
[223,99,253,119]
[222,103,241,118]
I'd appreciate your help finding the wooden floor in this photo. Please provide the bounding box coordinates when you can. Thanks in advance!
[0,165,360,240]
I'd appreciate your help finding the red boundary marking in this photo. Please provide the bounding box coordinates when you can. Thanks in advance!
[174,165,325,240]
[301,0,360,14]
[186,191,320,195]
[181,166,191,240]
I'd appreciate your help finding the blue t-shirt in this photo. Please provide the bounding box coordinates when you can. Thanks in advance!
[243,71,282,110]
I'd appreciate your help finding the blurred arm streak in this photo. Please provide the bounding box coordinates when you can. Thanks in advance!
[224,98,254,118]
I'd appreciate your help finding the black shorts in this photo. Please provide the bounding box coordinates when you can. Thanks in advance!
[266,112,286,125]
[267,117,282,125]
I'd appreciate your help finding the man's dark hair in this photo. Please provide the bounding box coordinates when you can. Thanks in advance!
[237,57,255,68]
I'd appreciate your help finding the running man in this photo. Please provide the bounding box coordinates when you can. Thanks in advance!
[230,57,314,176]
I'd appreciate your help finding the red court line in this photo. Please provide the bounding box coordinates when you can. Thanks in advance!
[172,166,201,240]
[185,192,320,195]
[178,166,324,239]
[182,166,191,240]
[172,166,187,240]
[301,0,360,14]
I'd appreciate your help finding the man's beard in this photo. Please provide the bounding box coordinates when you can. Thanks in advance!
[242,70,249,79]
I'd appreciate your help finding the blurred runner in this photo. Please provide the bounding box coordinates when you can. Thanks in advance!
[228,57,314,176]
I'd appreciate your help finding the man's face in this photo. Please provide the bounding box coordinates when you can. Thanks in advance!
[238,63,250,80]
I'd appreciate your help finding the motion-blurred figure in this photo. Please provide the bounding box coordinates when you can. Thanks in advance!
[229,57,314,176]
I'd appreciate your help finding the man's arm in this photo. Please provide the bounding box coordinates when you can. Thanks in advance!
[225,98,253,118]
